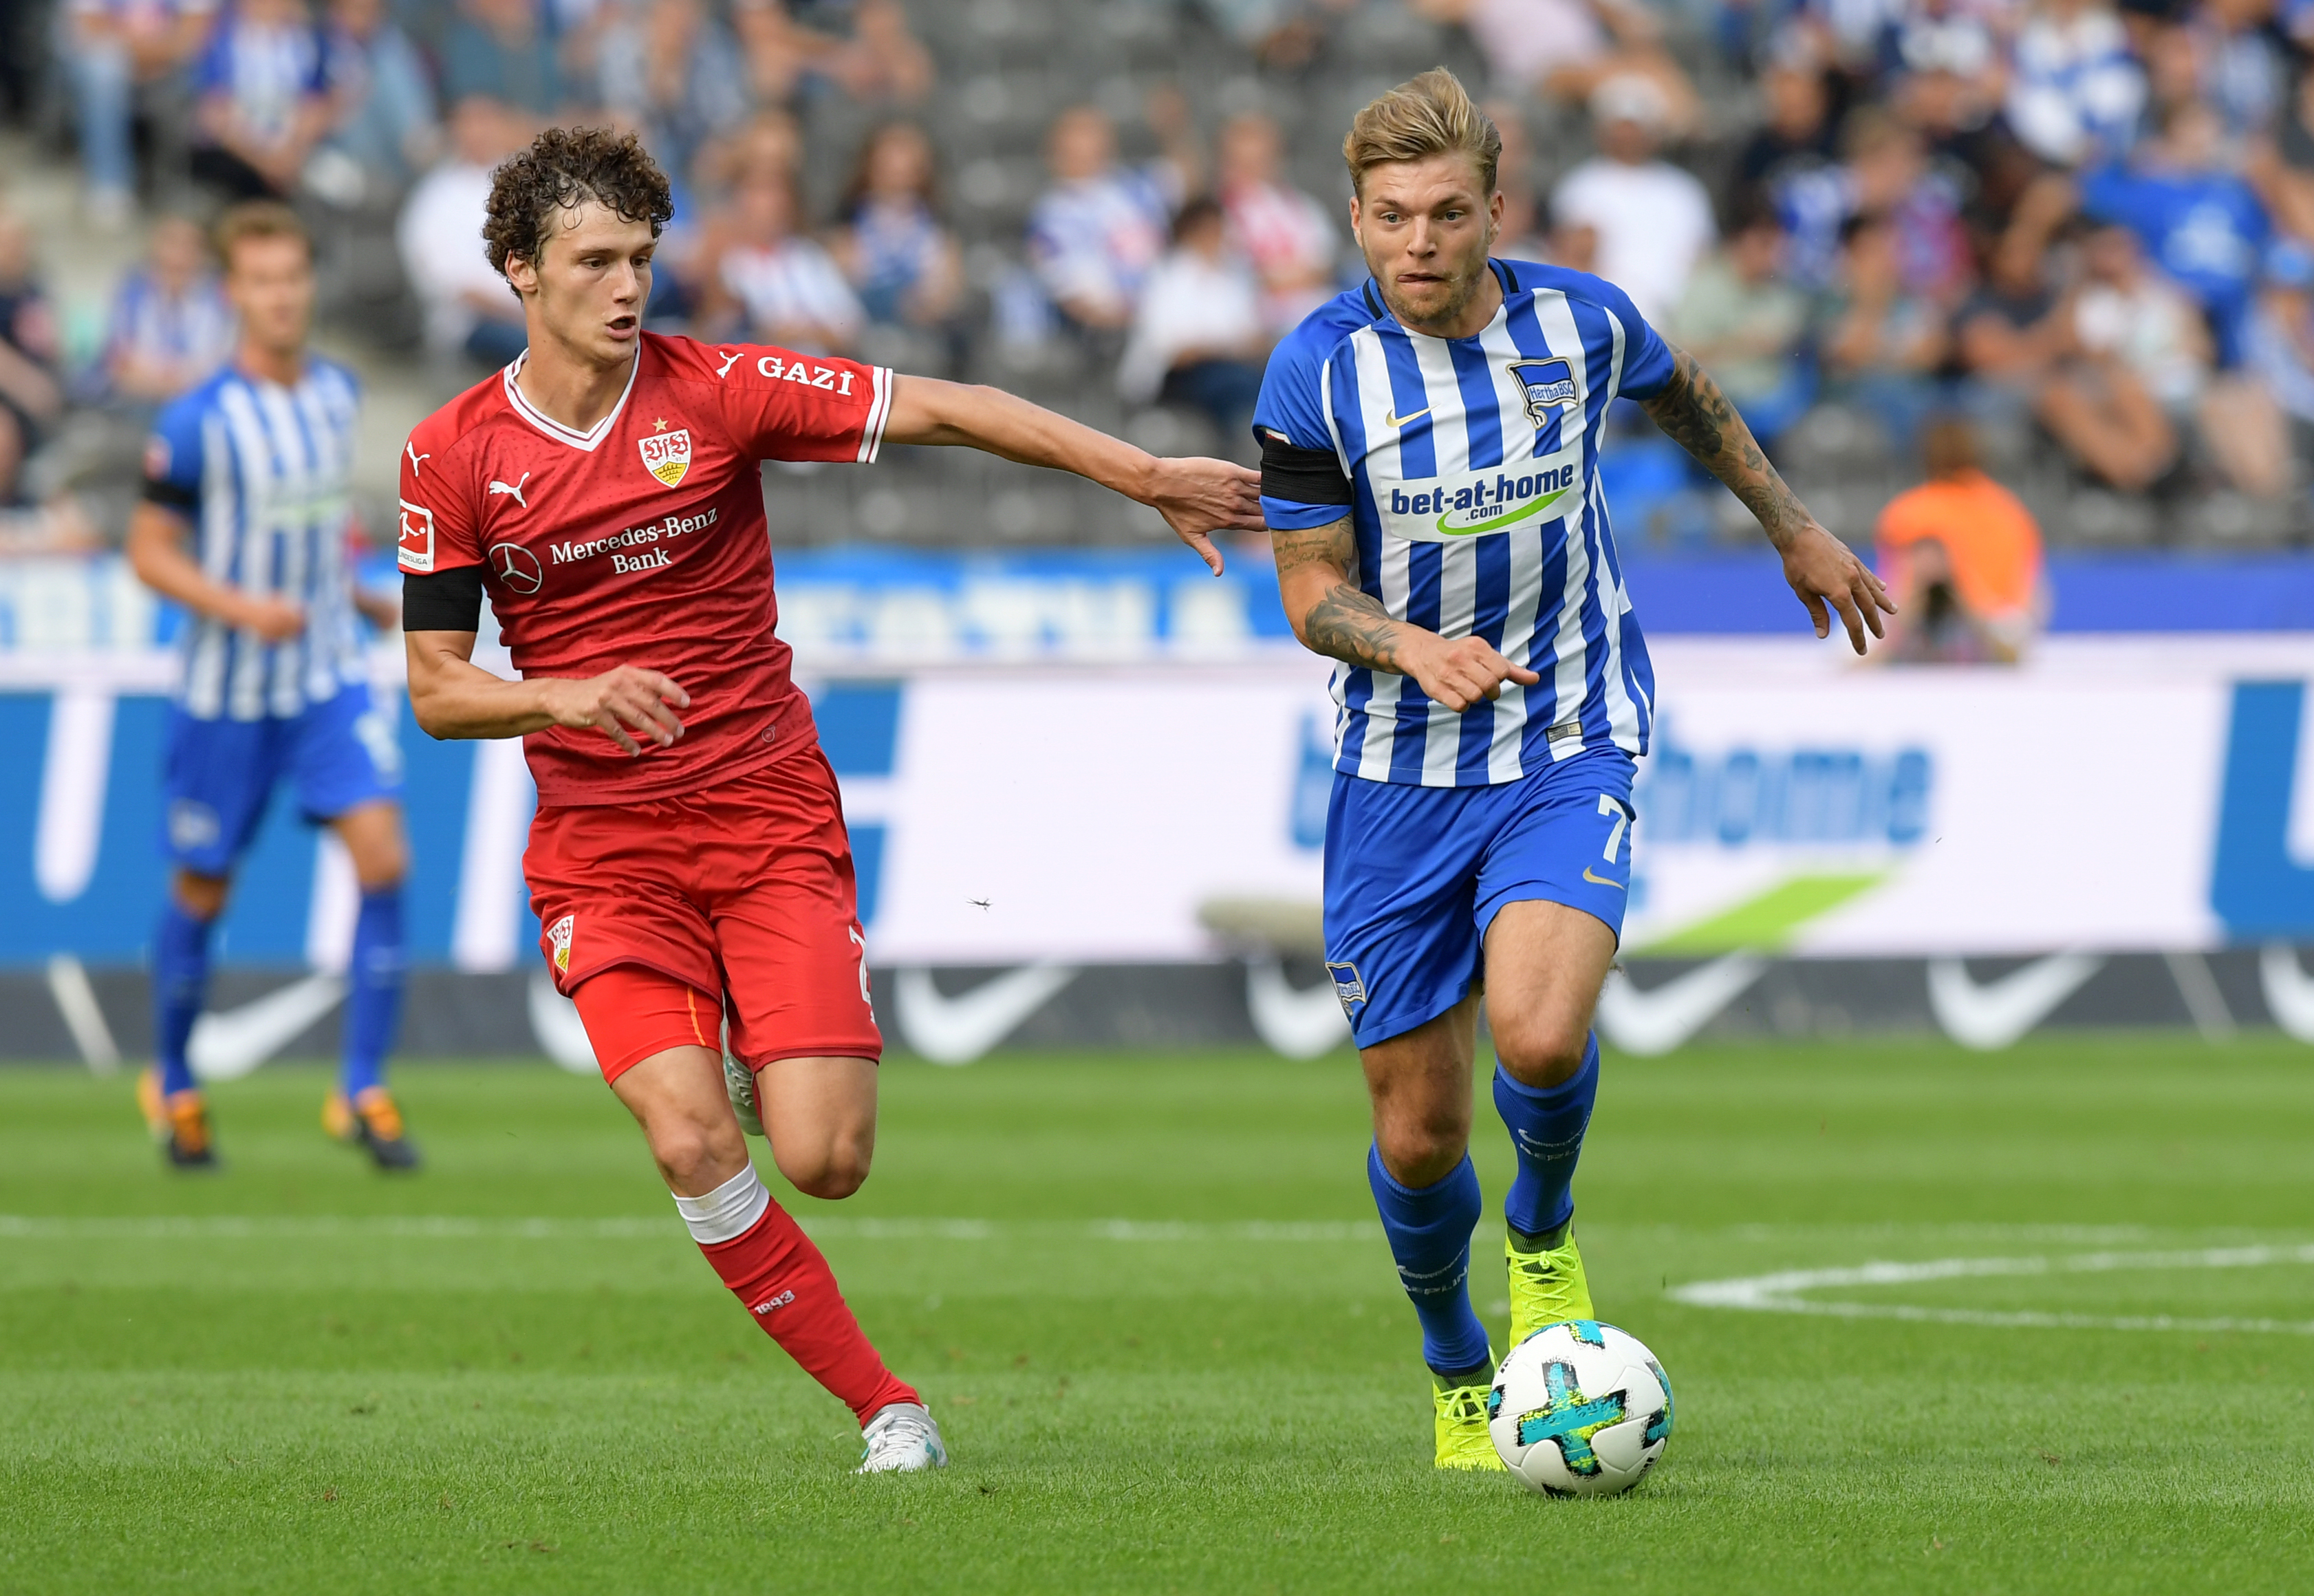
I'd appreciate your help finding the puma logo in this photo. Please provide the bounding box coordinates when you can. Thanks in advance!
[405,442,429,476]
[487,472,531,508]
[715,349,744,379]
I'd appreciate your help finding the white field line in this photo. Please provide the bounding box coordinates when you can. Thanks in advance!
[1671,1244,2314,1336]
[0,1214,1381,1244]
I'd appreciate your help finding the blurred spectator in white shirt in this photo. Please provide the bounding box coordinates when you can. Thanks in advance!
[397,95,528,367]
[1550,76,1715,322]
[64,0,219,225]
[102,215,235,405]
[832,122,964,333]
[1667,202,1813,445]
[706,175,865,355]
[596,0,748,183]
[189,0,333,200]
[2072,221,2290,495]
[2004,0,2145,168]
[1026,99,1193,334]
[315,0,437,199]
[1415,0,1698,136]
[1117,197,1268,444]
[1214,111,1338,334]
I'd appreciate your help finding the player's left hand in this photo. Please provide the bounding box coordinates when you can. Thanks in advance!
[1782,521,1895,655]
[1145,457,1264,576]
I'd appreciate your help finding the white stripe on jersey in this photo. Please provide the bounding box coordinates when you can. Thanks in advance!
[1317,281,1651,786]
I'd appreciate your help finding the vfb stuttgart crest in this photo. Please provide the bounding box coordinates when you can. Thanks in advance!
[638,427,692,488]
[1507,358,1579,429]
[547,913,574,976]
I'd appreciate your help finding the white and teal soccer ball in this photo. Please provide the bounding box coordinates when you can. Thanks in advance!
[1487,1320,1672,1496]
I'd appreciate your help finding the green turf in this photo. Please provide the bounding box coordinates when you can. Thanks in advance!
[3,1035,2312,1595]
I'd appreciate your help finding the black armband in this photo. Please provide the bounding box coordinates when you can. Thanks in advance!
[141,478,199,513]
[402,563,485,632]
[1257,428,1353,507]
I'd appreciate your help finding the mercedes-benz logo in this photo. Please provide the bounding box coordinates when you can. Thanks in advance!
[490,542,543,594]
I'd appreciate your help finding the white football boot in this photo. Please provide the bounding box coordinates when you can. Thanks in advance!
[856,1402,948,1474]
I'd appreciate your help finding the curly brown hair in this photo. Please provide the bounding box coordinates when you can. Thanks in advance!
[483,126,675,281]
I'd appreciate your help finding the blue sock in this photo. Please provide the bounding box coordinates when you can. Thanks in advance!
[153,903,213,1097]
[1366,1146,1491,1377]
[340,886,405,1099]
[1495,1035,1601,1241]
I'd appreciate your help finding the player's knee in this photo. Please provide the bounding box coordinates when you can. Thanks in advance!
[1374,1118,1466,1189]
[777,1136,873,1200]
[171,870,229,920]
[1492,1012,1591,1090]
[648,1114,742,1192]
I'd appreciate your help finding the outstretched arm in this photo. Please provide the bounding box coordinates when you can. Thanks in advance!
[404,627,691,757]
[1273,513,1540,711]
[882,375,1263,575]
[1639,345,1895,653]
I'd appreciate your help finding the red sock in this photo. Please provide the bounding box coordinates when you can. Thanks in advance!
[698,1200,917,1423]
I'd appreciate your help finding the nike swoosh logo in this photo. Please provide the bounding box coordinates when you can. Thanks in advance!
[1926,954,2104,1050]
[1384,406,1431,429]
[528,973,601,1074]
[1594,955,1767,1057]
[1244,955,1351,1057]
[2260,945,2314,1042]
[892,963,1079,1064]
[188,974,347,1081]
[1581,866,1625,889]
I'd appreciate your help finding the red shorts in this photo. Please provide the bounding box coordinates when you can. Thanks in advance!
[526,745,881,1081]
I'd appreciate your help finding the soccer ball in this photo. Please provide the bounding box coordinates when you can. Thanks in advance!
[1487,1320,1672,1496]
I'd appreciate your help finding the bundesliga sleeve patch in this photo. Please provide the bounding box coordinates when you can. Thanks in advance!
[397,500,436,572]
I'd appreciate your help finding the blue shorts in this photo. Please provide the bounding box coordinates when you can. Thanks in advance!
[161,682,404,875]
[1321,746,1637,1049]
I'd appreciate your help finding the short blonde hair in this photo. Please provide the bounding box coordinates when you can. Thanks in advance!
[212,200,312,269]
[1343,68,1502,197]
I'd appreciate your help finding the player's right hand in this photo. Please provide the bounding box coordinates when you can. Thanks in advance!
[234,595,307,643]
[1400,634,1542,713]
[539,667,692,757]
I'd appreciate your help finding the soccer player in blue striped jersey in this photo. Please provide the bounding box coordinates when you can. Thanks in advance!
[1254,71,1894,1469]
[126,202,418,1172]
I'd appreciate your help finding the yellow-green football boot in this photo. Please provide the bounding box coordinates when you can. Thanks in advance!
[1506,1224,1596,1347]
[1433,1361,1506,1471]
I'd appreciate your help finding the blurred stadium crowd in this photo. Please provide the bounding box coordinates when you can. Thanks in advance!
[0,0,2312,552]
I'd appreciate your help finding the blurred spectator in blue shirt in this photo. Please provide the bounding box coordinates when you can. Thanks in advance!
[62,0,219,224]
[831,122,964,333]
[440,0,561,118]
[102,215,235,406]
[188,0,331,200]
[2004,0,2145,169]
[1821,211,1949,448]
[1026,98,1194,336]
[317,0,437,194]
[596,0,748,183]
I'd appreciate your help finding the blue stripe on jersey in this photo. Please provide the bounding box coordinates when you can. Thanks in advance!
[1287,261,1668,786]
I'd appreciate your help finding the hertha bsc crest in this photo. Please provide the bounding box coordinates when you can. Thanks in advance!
[1507,358,1579,429]
[548,913,574,976]
[638,428,692,487]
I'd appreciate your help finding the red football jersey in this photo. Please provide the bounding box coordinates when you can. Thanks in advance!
[396,333,892,806]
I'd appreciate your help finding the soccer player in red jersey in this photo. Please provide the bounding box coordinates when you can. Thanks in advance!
[396,128,1260,1473]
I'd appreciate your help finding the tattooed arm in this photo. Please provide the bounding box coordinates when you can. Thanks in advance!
[1273,515,1541,712]
[1641,344,1896,654]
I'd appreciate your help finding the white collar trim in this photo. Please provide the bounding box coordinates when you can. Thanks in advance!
[500,347,642,451]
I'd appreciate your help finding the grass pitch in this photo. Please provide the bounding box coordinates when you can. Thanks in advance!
[2,1035,2311,1595]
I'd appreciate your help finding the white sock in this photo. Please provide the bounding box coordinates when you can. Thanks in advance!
[672,1164,770,1246]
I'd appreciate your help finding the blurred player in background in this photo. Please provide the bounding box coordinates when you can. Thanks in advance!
[1253,71,1893,1471]
[396,127,1259,1474]
[127,202,415,1172]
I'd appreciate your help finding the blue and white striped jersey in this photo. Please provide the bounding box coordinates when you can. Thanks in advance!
[144,358,367,722]
[1255,259,1675,788]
